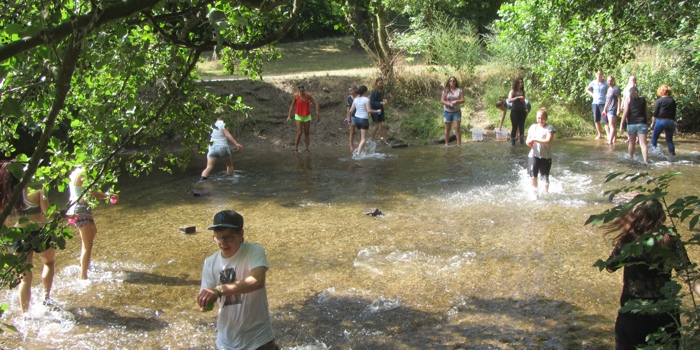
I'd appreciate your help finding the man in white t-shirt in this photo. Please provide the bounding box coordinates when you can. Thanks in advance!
[197,210,278,350]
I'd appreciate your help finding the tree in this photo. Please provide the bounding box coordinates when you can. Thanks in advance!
[489,0,700,130]
[0,0,304,326]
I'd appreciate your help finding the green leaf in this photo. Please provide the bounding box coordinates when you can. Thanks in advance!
[2,98,21,117]
[689,215,699,230]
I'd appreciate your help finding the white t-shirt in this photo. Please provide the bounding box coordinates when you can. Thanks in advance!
[210,120,228,147]
[527,123,556,159]
[353,96,370,119]
[200,243,273,350]
[443,88,462,112]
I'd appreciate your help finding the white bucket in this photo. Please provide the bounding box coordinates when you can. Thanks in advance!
[471,127,484,141]
[496,129,509,141]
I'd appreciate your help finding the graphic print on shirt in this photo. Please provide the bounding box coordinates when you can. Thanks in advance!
[220,267,242,306]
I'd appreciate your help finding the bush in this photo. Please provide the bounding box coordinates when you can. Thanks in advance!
[393,12,483,72]
[397,98,443,141]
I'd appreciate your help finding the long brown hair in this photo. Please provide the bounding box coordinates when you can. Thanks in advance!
[0,161,24,215]
[603,198,671,248]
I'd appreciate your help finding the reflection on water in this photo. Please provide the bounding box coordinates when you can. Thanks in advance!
[3,139,700,349]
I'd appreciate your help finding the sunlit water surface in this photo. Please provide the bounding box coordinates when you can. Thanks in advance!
[3,139,700,349]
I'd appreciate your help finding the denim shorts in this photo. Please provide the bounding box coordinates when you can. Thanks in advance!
[353,117,370,130]
[443,110,462,122]
[207,145,231,158]
[627,124,649,135]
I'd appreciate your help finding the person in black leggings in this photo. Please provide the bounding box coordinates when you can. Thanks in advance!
[507,77,527,146]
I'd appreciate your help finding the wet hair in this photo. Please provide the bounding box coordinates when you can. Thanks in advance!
[495,99,507,111]
[537,108,548,119]
[356,85,368,96]
[511,77,525,93]
[657,84,671,97]
[603,198,671,248]
[0,160,25,215]
[444,76,459,91]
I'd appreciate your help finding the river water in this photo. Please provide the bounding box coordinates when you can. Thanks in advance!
[3,138,700,349]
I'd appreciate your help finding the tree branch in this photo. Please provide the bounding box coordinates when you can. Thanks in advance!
[0,33,86,227]
[0,0,164,63]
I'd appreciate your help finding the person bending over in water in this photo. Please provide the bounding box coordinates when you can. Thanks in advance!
[525,108,555,193]
[1,161,57,312]
[66,166,119,280]
[200,112,243,182]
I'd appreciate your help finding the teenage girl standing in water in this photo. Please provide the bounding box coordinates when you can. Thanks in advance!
[1,161,56,312]
[440,76,465,146]
[508,77,527,146]
[347,85,380,156]
[66,166,118,280]
[526,108,555,193]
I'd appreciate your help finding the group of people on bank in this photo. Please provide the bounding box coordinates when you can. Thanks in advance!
[586,69,677,164]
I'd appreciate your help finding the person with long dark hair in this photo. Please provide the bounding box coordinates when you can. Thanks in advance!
[440,76,465,146]
[1,161,56,312]
[344,85,358,152]
[369,77,389,143]
[287,84,320,152]
[602,198,690,349]
[507,77,527,146]
[347,85,381,156]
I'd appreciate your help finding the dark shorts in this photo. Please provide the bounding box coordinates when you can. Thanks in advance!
[12,229,53,254]
[528,156,552,180]
[615,311,679,349]
[592,103,604,123]
[371,111,385,123]
[353,117,370,130]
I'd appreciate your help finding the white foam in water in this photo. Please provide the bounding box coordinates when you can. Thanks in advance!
[287,341,330,350]
[366,296,401,313]
[354,246,476,276]
[442,164,593,207]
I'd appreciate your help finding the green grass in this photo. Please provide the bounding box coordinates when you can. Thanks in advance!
[198,37,600,140]
[198,37,376,78]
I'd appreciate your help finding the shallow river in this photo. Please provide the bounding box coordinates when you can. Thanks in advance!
[3,138,700,349]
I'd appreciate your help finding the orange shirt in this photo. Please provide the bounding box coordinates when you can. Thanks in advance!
[295,92,311,116]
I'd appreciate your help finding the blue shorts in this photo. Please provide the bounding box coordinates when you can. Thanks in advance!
[443,110,462,122]
[627,124,649,135]
[592,104,604,123]
[353,117,370,130]
[207,145,231,158]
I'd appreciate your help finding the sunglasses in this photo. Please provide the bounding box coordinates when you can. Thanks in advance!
[213,235,237,243]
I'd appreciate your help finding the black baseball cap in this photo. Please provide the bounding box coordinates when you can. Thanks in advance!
[208,210,244,230]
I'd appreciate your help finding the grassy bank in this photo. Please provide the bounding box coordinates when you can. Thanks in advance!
[197,37,598,143]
